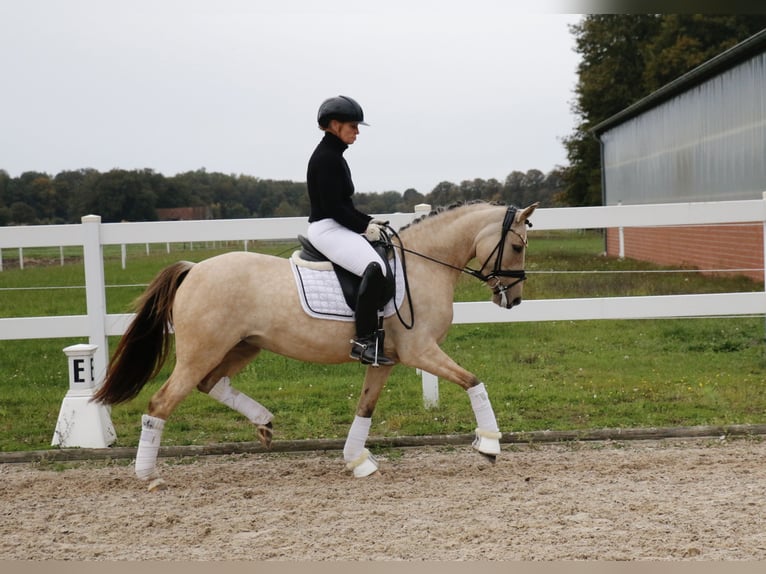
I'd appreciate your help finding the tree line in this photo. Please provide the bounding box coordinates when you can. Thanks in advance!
[0,167,564,225]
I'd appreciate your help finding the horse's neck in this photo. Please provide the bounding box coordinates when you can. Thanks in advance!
[399,205,502,270]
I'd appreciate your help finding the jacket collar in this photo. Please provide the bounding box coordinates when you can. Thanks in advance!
[322,131,348,153]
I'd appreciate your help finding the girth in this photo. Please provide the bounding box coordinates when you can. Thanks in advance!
[295,235,395,311]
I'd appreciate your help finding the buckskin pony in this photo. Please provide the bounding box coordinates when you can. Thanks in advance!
[93,201,538,490]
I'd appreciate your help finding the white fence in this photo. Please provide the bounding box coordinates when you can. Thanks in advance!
[1,198,765,406]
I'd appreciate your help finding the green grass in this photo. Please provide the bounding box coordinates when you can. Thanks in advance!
[1,232,764,452]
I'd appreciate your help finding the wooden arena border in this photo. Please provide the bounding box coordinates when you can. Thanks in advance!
[2,423,765,465]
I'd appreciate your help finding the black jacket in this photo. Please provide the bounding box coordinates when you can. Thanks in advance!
[307,132,371,233]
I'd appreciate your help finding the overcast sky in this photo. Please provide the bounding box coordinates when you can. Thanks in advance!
[0,1,582,194]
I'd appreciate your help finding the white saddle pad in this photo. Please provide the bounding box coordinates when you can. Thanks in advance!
[290,251,406,322]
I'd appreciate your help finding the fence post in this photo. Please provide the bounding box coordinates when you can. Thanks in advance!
[411,203,441,408]
[618,201,625,259]
[82,215,109,387]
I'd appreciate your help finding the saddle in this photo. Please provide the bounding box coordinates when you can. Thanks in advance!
[295,235,396,311]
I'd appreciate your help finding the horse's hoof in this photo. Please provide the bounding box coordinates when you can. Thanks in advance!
[472,428,502,457]
[346,448,379,478]
[478,452,497,464]
[257,422,273,449]
[353,456,380,478]
[147,478,167,492]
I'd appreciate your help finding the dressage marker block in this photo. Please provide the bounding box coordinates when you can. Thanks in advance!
[51,344,116,448]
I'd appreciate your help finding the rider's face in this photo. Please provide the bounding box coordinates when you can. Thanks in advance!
[330,120,360,145]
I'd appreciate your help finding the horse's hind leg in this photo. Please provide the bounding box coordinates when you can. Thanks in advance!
[198,342,274,448]
[136,361,208,490]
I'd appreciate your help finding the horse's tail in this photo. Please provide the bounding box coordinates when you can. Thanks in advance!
[92,261,195,405]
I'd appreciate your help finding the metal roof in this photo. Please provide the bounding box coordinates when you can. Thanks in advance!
[592,27,766,135]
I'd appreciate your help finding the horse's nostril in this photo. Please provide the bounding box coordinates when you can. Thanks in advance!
[511,297,522,308]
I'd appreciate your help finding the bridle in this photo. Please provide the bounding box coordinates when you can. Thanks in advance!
[385,206,531,326]
[465,206,530,308]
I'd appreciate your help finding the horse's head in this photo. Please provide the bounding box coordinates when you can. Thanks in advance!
[474,202,538,309]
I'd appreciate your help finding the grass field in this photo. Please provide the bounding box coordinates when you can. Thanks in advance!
[1,232,764,452]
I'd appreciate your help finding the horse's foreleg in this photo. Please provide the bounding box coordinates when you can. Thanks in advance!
[344,365,392,477]
[465,382,502,459]
[409,345,501,459]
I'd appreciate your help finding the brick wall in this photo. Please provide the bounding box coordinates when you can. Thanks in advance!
[605,224,764,282]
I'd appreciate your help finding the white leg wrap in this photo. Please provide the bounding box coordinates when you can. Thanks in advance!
[135,414,165,481]
[209,377,273,425]
[467,382,499,432]
[343,415,372,463]
[468,383,502,456]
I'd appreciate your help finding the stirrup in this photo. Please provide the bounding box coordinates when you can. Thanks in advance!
[349,335,394,367]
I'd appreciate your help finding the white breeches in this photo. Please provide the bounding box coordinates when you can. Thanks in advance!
[307,218,387,277]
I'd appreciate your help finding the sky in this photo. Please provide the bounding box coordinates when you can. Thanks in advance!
[0,0,583,195]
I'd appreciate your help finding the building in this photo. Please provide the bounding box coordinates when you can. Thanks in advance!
[592,29,766,282]
[156,206,212,221]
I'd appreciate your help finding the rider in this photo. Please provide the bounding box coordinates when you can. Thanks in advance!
[306,95,395,367]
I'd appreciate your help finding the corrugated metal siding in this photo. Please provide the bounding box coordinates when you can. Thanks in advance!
[601,53,766,205]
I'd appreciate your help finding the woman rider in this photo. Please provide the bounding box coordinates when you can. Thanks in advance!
[306,95,394,367]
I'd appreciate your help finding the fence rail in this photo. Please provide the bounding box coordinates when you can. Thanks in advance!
[1,199,765,406]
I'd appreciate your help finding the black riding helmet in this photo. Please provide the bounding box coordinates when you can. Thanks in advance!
[317,95,369,128]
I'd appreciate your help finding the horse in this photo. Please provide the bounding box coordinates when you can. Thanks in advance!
[93,200,538,490]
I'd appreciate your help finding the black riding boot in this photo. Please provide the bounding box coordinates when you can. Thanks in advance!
[349,262,395,367]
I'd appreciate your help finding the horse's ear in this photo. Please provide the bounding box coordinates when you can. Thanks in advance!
[518,202,539,227]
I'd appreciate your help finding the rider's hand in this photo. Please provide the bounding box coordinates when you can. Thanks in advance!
[364,222,385,242]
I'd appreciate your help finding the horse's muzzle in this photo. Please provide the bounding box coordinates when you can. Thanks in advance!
[492,287,522,309]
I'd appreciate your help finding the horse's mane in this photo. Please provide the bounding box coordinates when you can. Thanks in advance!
[398,200,505,232]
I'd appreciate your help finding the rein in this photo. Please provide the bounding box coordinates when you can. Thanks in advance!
[384,206,531,327]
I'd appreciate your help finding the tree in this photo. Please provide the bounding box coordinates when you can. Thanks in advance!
[54,169,99,222]
[428,181,461,207]
[28,175,59,223]
[87,169,158,222]
[273,200,301,217]
[643,15,766,92]
[502,171,526,205]
[562,15,661,206]
[10,201,37,224]
[402,188,425,210]
[0,169,9,208]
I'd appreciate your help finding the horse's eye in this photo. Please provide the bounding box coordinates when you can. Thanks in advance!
[512,244,524,254]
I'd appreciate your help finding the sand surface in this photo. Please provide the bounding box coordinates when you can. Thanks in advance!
[2,438,765,561]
